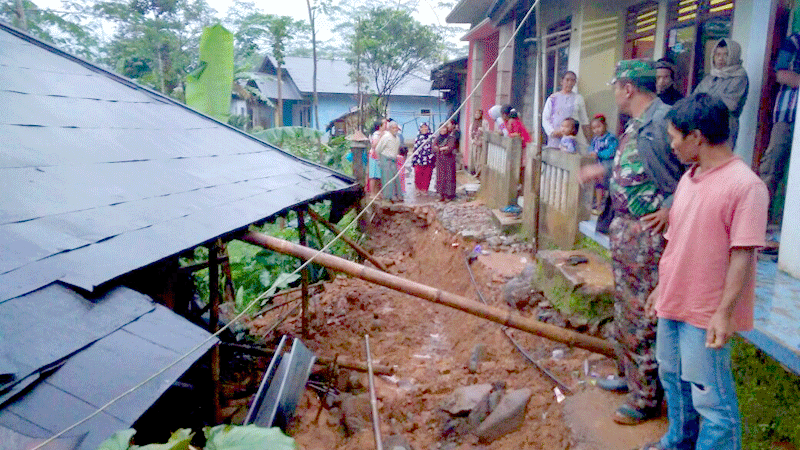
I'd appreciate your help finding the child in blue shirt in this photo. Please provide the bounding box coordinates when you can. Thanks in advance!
[589,114,618,213]
[559,118,579,153]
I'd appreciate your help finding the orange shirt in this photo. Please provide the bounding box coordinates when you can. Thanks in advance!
[656,156,768,331]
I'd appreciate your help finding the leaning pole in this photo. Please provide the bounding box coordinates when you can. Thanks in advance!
[242,231,615,358]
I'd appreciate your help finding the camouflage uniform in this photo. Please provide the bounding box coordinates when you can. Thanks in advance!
[609,115,666,412]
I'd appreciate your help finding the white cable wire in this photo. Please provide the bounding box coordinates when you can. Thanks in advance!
[31,1,540,447]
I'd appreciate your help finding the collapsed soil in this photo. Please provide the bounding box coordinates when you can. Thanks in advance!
[244,205,615,450]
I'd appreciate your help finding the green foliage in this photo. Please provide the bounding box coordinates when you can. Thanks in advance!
[732,337,800,448]
[204,424,296,450]
[224,4,309,67]
[0,0,99,58]
[93,0,215,94]
[96,425,295,450]
[251,126,351,174]
[186,203,361,321]
[185,24,234,122]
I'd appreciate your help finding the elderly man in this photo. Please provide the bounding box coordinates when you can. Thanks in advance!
[377,121,403,202]
[655,58,683,105]
[580,60,685,425]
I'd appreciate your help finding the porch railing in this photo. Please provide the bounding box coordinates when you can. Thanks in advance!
[523,147,593,249]
[478,132,521,209]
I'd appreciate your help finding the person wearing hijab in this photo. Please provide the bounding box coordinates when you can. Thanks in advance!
[693,38,749,148]
[411,122,435,195]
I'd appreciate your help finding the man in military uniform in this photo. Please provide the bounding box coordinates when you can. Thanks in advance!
[580,60,685,425]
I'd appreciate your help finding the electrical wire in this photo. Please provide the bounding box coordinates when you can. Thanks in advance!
[31,1,541,447]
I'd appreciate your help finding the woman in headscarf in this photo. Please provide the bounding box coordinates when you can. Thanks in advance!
[434,119,459,201]
[542,71,591,148]
[470,109,489,176]
[694,38,749,148]
[411,122,435,195]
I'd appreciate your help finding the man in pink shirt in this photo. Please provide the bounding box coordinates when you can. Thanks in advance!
[640,93,768,450]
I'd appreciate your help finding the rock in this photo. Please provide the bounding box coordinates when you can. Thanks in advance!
[340,393,372,435]
[441,384,493,416]
[468,344,486,373]
[474,388,532,443]
[384,434,413,450]
[468,381,505,429]
[503,263,539,310]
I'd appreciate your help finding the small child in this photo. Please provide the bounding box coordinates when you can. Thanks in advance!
[559,118,579,153]
[588,114,618,213]
[396,145,408,195]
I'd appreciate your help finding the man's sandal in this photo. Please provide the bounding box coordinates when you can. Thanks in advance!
[612,403,660,425]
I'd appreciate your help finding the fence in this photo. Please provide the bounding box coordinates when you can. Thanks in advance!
[522,147,593,249]
[478,132,521,209]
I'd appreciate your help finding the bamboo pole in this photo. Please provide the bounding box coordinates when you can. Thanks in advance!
[241,232,615,357]
[307,208,389,272]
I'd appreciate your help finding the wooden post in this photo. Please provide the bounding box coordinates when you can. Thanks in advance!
[209,240,222,424]
[307,208,389,272]
[297,209,310,338]
[241,231,615,357]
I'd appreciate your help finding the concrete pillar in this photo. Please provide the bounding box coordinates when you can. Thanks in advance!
[496,22,515,106]
[732,0,771,165]
[779,103,800,277]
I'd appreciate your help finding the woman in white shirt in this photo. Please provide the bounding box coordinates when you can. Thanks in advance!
[542,71,591,148]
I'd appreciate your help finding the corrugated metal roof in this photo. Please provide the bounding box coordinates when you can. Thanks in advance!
[281,56,438,98]
[0,23,356,301]
[0,284,217,450]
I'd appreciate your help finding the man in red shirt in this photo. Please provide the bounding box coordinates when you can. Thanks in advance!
[640,93,768,450]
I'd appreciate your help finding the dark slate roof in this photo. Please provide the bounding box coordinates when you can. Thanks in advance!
[280,56,438,98]
[0,23,356,301]
[0,284,216,450]
[0,20,357,448]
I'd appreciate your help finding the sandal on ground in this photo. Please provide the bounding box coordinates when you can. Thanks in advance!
[612,403,660,425]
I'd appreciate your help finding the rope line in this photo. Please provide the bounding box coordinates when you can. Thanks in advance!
[31,1,540,447]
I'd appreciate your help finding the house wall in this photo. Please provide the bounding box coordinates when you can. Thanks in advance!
[386,95,450,142]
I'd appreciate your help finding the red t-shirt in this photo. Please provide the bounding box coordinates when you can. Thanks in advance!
[507,119,531,148]
[656,156,768,331]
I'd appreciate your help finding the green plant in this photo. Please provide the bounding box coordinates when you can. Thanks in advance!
[97,425,296,450]
[732,337,800,448]
[184,202,362,322]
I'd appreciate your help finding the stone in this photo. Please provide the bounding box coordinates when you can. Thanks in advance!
[340,393,372,435]
[384,434,413,450]
[441,384,493,416]
[467,381,504,429]
[474,388,532,443]
[503,263,539,310]
[468,343,486,373]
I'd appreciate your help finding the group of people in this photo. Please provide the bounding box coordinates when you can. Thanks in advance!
[575,53,769,450]
[367,117,462,203]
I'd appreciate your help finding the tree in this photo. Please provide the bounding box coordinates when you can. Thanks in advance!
[349,7,443,117]
[92,0,215,95]
[0,0,99,58]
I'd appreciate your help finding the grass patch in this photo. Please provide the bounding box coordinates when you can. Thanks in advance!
[533,261,614,321]
[732,336,800,448]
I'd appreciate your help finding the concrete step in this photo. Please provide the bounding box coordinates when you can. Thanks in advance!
[490,209,522,235]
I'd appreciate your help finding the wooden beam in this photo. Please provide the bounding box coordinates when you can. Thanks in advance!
[307,208,389,272]
[209,240,222,424]
[297,209,310,338]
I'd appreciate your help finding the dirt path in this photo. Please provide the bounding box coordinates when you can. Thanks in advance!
[246,205,618,449]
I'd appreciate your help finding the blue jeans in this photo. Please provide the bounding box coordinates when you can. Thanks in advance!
[656,319,741,450]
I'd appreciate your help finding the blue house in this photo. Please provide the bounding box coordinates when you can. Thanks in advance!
[242,56,450,140]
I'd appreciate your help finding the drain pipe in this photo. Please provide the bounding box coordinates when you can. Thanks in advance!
[240,231,615,357]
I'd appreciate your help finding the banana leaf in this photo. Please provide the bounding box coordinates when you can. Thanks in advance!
[185,24,234,122]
